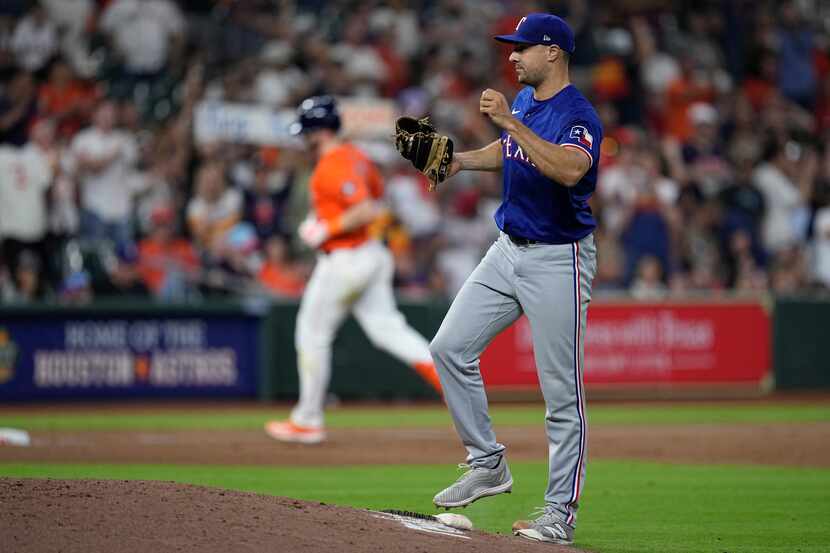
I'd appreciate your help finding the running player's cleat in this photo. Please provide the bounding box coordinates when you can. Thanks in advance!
[513,507,574,545]
[433,458,513,508]
[264,420,326,444]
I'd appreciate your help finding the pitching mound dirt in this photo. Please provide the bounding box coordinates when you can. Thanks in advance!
[0,478,587,553]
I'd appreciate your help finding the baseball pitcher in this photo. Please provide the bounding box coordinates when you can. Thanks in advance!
[395,13,601,545]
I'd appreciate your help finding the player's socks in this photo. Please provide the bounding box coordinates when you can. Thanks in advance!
[413,361,443,394]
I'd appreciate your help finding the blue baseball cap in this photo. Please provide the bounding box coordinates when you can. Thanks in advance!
[494,13,575,54]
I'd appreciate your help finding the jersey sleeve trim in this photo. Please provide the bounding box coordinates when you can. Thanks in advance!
[562,143,594,168]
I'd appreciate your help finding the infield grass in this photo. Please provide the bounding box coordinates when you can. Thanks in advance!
[2,402,829,431]
[1,460,828,553]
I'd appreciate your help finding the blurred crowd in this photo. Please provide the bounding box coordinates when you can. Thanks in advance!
[2,0,830,305]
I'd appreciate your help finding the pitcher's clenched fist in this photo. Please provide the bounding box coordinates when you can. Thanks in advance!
[480,88,512,129]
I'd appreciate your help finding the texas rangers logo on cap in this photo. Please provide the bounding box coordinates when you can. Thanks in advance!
[494,13,576,54]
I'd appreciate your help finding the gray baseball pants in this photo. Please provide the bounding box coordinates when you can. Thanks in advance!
[429,231,596,527]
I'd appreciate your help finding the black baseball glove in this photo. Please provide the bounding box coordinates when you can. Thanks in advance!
[394,116,454,191]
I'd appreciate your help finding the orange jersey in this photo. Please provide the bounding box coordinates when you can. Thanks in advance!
[309,143,383,252]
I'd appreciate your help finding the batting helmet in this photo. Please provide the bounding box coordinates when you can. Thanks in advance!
[289,95,341,135]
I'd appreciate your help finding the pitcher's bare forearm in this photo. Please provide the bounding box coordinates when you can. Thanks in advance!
[501,120,590,187]
[454,140,503,174]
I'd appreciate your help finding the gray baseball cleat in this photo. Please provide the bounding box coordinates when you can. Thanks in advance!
[512,507,574,545]
[433,458,513,508]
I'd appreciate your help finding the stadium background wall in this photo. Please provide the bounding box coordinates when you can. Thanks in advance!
[0,297,827,401]
[773,297,830,389]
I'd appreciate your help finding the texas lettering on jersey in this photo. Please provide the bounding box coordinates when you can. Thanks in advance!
[502,133,537,167]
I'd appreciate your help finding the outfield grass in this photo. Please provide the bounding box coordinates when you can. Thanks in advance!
[2,460,828,553]
[2,403,829,431]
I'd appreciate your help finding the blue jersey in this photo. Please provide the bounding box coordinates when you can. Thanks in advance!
[494,84,602,244]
